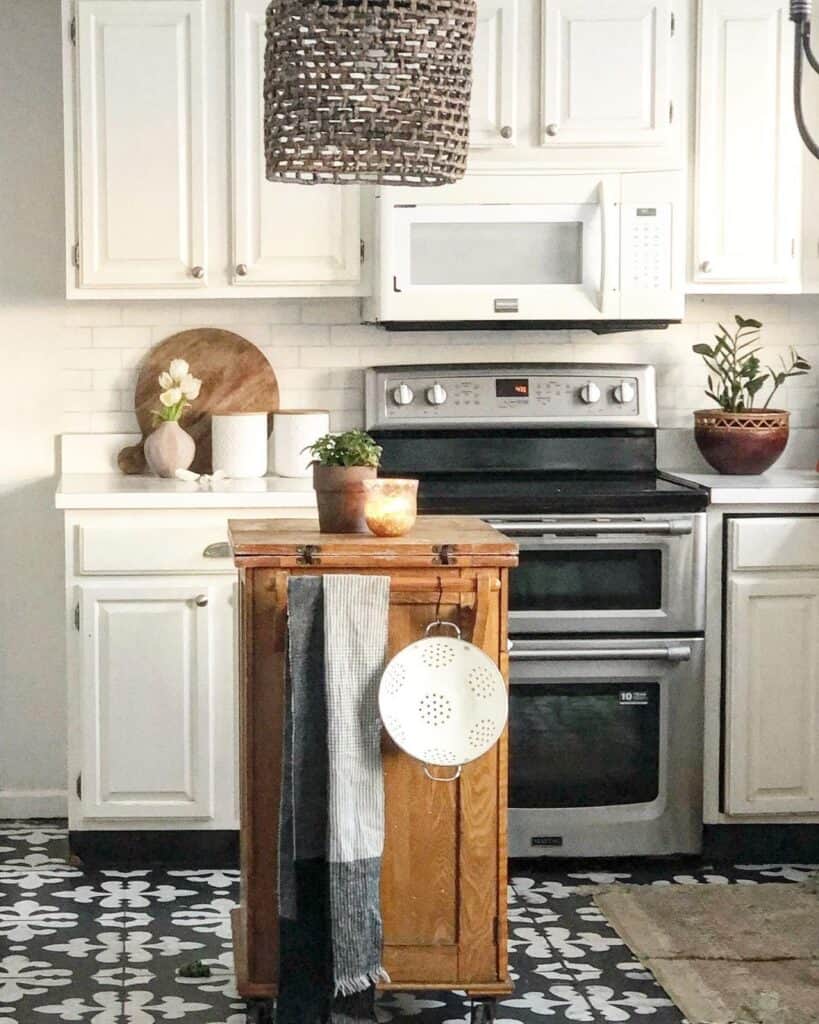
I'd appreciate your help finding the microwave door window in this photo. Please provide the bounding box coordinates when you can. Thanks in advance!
[509,683,661,809]
[409,221,583,286]
[510,548,663,612]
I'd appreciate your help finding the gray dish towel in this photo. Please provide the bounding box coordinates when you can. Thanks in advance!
[278,574,391,1024]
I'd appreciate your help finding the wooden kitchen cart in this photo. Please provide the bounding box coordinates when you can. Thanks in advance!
[229,516,518,1023]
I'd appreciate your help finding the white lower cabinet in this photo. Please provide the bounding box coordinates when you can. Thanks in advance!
[724,517,819,816]
[77,580,233,821]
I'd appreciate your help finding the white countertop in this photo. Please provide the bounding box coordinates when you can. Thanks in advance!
[56,473,317,510]
[667,468,819,505]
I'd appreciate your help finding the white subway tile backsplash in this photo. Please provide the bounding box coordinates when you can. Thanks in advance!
[49,294,816,470]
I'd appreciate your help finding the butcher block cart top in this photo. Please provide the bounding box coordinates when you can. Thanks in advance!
[229,517,518,1021]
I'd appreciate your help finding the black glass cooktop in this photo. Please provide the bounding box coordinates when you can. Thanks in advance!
[411,472,709,515]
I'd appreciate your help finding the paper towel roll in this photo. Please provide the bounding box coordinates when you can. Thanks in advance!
[272,410,330,478]
[212,413,269,478]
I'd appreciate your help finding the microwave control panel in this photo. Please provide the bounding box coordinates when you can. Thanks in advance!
[620,204,673,292]
[366,364,658,429]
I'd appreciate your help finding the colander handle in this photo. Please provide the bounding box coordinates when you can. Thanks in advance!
[424,764,462,783]
[424,620,462,638]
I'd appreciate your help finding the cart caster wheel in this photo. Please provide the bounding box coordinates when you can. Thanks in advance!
[246,999,275,1024]
[470,999,497,1024]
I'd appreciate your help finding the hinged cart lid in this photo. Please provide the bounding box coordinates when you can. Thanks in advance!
[228,516,518,568]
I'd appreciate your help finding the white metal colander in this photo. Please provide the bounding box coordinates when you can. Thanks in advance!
[379,621,508,782]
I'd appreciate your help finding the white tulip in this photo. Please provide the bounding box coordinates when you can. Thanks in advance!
[160,387,182,407]
[169,358,190,383]
[180,374,202,400]
[158,371,174,390]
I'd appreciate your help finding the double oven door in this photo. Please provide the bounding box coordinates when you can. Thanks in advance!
[489,514,706,636]
[488,513,707,857]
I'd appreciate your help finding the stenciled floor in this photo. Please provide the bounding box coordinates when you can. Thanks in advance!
[0,821,816,1024]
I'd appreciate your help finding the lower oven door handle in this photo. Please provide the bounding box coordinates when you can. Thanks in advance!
[491,521,693,537]
[509,645,692,663]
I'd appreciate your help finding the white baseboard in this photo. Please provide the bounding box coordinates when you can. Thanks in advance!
[0,789,67,819]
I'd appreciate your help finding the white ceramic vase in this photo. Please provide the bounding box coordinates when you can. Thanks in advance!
[144,420,195,478]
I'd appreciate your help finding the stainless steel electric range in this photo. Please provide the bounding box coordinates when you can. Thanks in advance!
[367,364,709,858]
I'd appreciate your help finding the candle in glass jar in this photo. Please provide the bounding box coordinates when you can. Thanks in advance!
[363,478,419,537]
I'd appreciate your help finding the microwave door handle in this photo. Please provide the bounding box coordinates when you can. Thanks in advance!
[508,645,692,663]
[491,520,693,537]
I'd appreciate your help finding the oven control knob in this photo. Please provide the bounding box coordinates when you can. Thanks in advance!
[579,382,601,404]
[613,381,636,404]
[392,383,415,406]
[426,383,448,406]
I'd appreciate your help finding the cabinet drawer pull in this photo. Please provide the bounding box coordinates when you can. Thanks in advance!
[203,542,232,559]
[545,123,559,137]
[500,125,513,139]
[236,263,248,276]
[191,265,205,279]
[700,260,712,273]
[195,594,209,607]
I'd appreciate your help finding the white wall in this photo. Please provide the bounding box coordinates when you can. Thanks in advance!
[1,1,817,818]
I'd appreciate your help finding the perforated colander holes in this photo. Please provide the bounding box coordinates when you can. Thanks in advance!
[420,640,456,670]
[384,719,407,745]
[382,668,406,698]
[468,718,497,750]
[423,747,457,766]
[467,665,497,699]
[417,692,453,727]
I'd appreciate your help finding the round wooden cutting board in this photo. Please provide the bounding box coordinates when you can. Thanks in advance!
[118,329,280,475]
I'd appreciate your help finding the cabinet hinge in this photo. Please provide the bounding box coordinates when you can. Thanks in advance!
[75,773,82,800]
[70,16,77,45]
[360,239,366,264]
[71,243,80,269]
[669,100,674,124]
[670,11,675,37]
[296,544,322,566]
[73,602,80,631]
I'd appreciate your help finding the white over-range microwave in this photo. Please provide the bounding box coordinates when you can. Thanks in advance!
[363,171,685,330]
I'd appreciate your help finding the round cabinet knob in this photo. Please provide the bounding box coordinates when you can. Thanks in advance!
[545,123,559,137]
[426,383,448,406]
[579,382,601,405]
[500,125,513,140]
[191,265,205,279]
[613,381,636,404]
[195,594,208,607]
[700,260,712,274]
[236,263,248,277]
[392,383,415,406]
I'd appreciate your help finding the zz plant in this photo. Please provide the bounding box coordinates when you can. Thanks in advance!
[693,315,811,412]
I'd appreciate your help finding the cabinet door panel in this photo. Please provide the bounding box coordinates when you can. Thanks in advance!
[470,0,519,149]
[75,1,207,288]
[79,583,217,819]
[693,1,798,285]
[541,0,672,147]
[231,0,363,289]
[725,574,819,815]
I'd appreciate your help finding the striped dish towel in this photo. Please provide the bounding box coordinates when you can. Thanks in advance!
[278,574,391,1024]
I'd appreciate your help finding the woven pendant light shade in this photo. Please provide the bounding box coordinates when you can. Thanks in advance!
[264,0,477,186]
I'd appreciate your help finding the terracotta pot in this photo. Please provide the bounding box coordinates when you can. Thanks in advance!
[144,420,196,478]
[312,463,378,533]
[693,409,790,475]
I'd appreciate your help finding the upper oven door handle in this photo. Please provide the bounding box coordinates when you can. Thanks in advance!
[490,520,693,537]
[509,644,692,663]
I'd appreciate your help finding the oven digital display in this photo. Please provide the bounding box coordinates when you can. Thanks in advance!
[496,378,530,399]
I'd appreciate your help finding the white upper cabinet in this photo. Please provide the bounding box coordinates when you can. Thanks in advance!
[692,0,799,288]
[231,0,367,292]
[72,1,207,290]
[470,0,519,150]
[541,0,673,148]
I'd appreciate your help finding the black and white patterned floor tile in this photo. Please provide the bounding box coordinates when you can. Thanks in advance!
[0,822,815,1024]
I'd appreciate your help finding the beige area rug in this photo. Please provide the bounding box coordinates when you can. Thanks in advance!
[593,883,819,1024]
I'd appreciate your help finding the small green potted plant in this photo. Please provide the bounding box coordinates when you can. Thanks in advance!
[692,315,810,474]
[305,429,383,533]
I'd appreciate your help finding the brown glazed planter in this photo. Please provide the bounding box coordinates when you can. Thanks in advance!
[312,463,377,533]
[693,409,790,475]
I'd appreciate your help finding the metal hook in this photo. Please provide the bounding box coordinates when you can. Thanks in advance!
[434,574,443,623]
